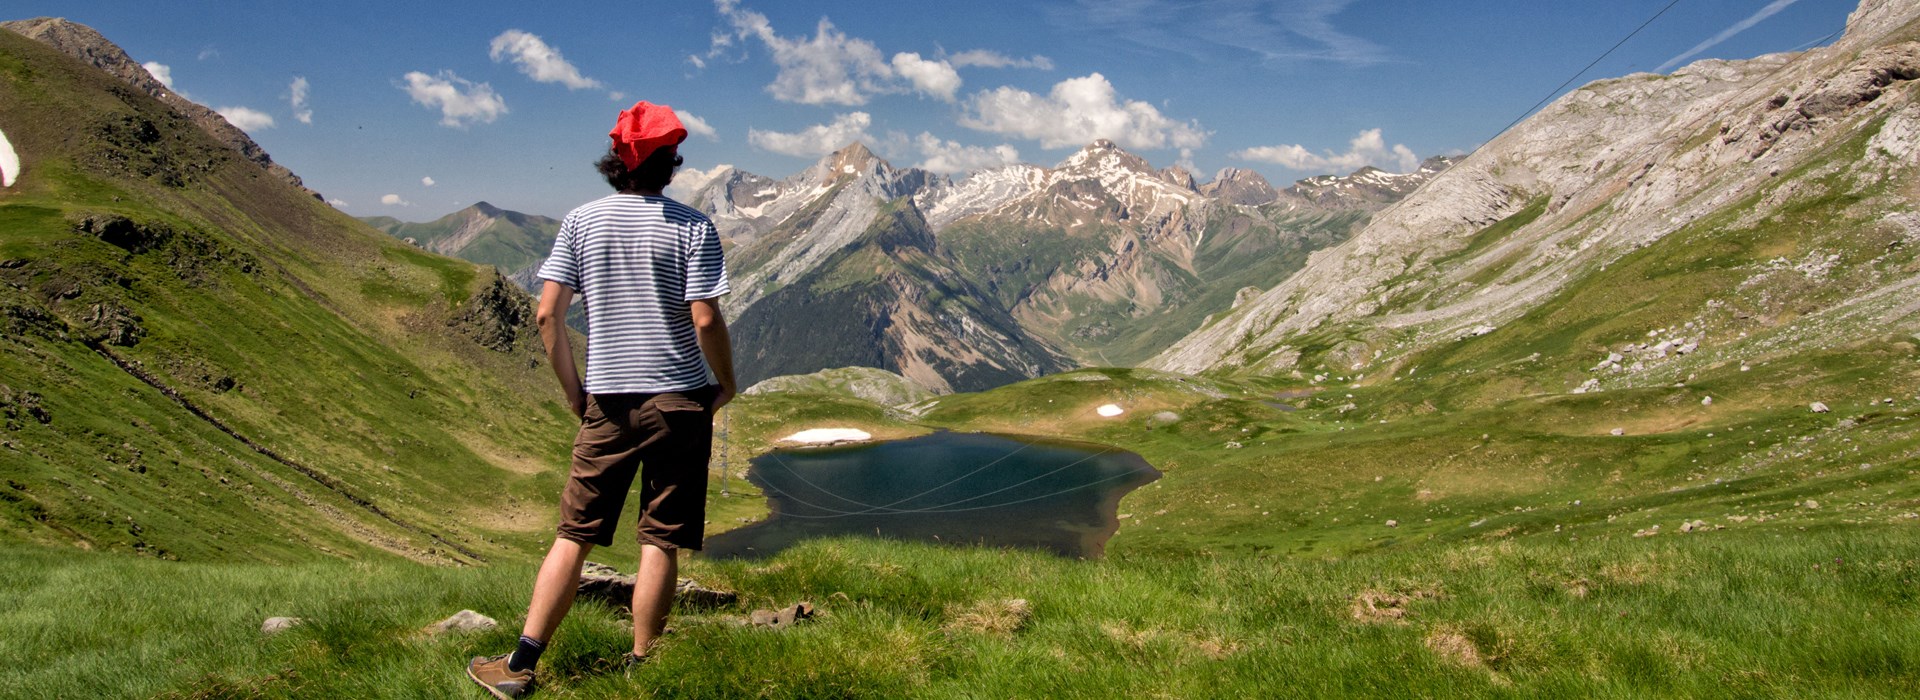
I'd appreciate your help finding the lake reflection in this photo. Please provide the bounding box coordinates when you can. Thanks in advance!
[703,432,1159,559]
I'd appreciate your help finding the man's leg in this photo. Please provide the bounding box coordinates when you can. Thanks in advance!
[630,543,677,656]
[523,537,594,643]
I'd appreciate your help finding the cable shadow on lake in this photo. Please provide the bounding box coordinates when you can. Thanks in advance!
[702,432,1160,560]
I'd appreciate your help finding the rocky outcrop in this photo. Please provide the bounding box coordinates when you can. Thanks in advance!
[744,366,938,404]
[576,561,739,611]
[1728,42,1920,158]
[1,17,314,197]
[452,274,533,353]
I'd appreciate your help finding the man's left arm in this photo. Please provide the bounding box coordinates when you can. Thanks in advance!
[537,281,587,418]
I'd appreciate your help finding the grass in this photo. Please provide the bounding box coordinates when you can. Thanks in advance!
[3,527,1916,699]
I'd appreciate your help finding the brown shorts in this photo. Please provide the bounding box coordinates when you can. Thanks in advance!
[556,386,717,550]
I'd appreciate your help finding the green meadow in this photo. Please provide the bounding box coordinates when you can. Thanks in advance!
[5,363,1919,698]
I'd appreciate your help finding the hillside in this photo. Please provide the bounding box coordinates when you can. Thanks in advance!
[1154,0,1920,403]
[360,202,560,292]
[0,20,575,564]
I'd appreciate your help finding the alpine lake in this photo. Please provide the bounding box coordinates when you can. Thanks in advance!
[704,432,1161,559]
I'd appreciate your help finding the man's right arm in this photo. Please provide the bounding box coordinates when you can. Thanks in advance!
[690,297,736,410]
[537,281,587,418]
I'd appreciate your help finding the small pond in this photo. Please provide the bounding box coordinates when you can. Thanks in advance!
[703,432,1160,559]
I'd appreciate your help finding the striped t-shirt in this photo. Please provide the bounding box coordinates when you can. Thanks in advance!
[538,194,730,395]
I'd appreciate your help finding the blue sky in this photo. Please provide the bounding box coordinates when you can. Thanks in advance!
[12,0,1860,218]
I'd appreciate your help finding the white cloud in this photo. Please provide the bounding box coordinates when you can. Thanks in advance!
[1231,128,1418,173]
[913,133,1019,174]
[1048,0,1390,67]
[717,1,892,106]
[216,106,275,132]
[946,50,1053,70]
[288,76,312,125]
[422,176,436,187]
[142,61,174,89]
[327,198,348,208]
[489,29,603,90]
[748,112,872,157]
[686,54,707,69]
[678,110,720,140]
[381,194,410,206]
[712,1,960,105]
[890,52,961,101]
[1657,0,1800,73]
[400,71,507,127]
[666,163,733,199]
[958,73,1208,150]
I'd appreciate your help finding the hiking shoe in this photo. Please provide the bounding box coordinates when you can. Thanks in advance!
[622,652,648,679]
[466,653,534,699]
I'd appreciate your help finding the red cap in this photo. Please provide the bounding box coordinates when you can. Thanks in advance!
[609,101,688,170]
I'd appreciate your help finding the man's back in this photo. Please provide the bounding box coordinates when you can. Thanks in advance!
[538,193,729,395]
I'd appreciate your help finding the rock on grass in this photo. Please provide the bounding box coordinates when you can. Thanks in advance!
[422,610,496,636]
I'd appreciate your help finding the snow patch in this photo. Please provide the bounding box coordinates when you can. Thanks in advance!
[779,428,873,445]
[1096,404,1125,417]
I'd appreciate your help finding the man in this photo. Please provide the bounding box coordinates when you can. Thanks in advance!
[467,101,736,699]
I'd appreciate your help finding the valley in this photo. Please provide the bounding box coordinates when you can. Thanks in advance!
[2,2,1919,698]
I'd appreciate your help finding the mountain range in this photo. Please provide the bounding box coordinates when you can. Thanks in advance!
[400,138,1451,393]
[360,202,560,292]
[675,140,1449,390]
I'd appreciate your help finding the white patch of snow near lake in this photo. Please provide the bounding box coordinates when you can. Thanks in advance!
[779,428,873,445]
[0,126,19,188]
[1096,404,1125,417]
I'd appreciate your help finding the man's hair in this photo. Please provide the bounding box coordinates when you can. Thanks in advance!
[597,146,682,192]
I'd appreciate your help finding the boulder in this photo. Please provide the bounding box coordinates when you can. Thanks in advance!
[423,610,497,636]
[260,616,302,635]
[748,602,815,629]
[577,561,738,612]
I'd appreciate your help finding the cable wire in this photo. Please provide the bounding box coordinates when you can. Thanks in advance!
[752,446,1118,519]
[757,439,1035,511]
[1486,0,1687,147]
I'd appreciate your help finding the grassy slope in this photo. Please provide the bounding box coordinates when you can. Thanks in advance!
[361,206,560,275]
[3,360,1915,697]
[0,30,577,563]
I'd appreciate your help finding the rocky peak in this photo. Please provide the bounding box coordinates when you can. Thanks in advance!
[1161,166,1198,189]
[1058,139,1157,176]
[826,142,887,178]
[1,17,315,198]
[1201,167,1279,206]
